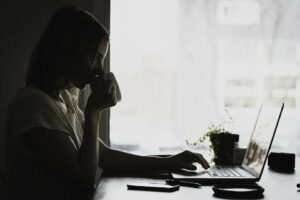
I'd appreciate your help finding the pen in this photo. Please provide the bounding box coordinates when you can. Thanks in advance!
[166,179,201,188]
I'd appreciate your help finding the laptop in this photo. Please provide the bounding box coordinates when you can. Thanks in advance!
[171,102,284,185]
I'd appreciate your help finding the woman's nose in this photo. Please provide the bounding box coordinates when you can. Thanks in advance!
[87,67,106,84]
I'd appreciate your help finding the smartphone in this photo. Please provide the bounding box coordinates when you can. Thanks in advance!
[127,182,180,192]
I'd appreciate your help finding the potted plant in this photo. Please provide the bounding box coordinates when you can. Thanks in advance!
[201,125,239,165]
[186,110,239,165]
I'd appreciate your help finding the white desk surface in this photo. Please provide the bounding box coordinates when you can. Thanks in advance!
[93,158,300,200]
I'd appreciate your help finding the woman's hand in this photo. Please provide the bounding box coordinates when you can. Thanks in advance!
[86,74,117,112]
[166,150,210,171]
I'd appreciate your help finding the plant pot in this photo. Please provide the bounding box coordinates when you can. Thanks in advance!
[210,132,239,165]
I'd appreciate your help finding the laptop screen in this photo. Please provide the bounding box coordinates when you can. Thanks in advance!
[242,102,283,177]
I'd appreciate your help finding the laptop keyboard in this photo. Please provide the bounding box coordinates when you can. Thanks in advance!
[208,166,243,177]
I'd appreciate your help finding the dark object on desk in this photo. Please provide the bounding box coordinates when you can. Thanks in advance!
[127,182,179,192]
[212,183,264,199]
[166,179,201,188]
[268,152,295,172]
[297,183,300,188]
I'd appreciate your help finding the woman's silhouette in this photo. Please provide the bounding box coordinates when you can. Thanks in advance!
[6,5,209,200]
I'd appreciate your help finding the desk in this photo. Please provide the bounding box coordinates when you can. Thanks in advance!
[93,159,300,200]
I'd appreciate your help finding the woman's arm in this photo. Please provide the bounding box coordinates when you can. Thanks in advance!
[98,138,209,172]
[27,108,102,191]
[77,78,209,172]
[98,138,167,171]
[78,107,101,187]
[26,77,116,191]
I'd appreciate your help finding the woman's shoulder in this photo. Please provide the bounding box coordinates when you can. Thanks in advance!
[11,87,53,108]
[6,87,72,141]
[7,87,59,122]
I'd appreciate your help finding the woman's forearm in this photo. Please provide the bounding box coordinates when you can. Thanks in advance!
[78,107,101,188]
[97,141,210,172]
[98,143,168,172]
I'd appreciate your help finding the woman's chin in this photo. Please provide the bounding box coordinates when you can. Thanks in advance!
[78,84,86,90]
[73,82,86,90]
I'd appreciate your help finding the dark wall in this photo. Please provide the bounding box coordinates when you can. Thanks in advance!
[0,0,110,176]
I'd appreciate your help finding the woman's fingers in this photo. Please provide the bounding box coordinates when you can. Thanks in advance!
[182,151,210,169]
[173,160,196,171]
[102,91,117,108]
[105,79,115,92]
[195,153,210,169]
[169,151,210,171]
[187,163,197,170]
[88,76,118,110]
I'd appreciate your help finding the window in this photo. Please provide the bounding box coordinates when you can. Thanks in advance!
[110,0,300,155]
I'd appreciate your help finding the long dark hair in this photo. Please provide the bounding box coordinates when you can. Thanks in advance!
[26,5,109,93]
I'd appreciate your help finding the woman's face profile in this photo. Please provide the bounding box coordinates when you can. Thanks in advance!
[70,37,109,89]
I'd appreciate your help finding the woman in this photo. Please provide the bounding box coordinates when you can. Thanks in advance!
[6,5,209,200]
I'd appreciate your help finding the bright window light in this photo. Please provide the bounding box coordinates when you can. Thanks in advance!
[217,0,260,25]
[296,41,300,64]
[110,0,300,156]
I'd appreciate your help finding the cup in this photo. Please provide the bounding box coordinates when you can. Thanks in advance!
[105,72,122,102]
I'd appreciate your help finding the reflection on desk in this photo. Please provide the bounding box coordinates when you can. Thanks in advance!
[93,158,300,200]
